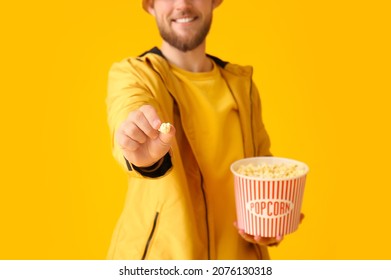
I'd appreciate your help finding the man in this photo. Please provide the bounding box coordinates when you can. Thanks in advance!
[106,0,284,259]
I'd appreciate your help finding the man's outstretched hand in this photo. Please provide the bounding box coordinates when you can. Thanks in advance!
[115,105,176,167]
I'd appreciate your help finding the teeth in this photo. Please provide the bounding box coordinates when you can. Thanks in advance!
[175,17,194,23]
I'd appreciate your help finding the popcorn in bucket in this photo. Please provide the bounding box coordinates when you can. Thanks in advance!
[230,157,309,237]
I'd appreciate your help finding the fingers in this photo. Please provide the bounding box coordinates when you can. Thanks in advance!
[234,221,284,246]
[115,122,144,151]
[115,105,176,167]
[238,229,257,244]
[234,222,255,243]
[158,123,176,146]
[254,235,284,247]
[139,105,162,131]
[117,105,161,150]
[131,105,160,139]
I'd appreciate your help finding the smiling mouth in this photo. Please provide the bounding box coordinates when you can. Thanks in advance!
[173,17,197,23]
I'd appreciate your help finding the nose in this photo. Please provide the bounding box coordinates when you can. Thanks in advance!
[174,0,193,10]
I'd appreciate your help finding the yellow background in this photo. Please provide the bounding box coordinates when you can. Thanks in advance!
[1,0,390,259]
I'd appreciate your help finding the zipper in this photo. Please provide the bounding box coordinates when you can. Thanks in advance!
[200,173,211,260]
[249,77,256,156]
[141,212,159,260]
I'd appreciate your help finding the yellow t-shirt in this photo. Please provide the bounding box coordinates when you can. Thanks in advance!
[170,60,247,259]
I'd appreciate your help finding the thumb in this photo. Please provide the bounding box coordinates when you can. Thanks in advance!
[158,123,176,146]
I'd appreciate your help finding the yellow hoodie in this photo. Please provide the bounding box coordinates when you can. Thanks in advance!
[106,47,271,259]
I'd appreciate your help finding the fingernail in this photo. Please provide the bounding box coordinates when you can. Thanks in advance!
[153,119,161,130]
[276,235,282,241]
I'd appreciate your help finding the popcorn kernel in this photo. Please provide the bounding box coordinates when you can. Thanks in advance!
[158,122,171,134]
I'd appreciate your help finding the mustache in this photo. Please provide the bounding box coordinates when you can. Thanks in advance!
[172,9,197,18]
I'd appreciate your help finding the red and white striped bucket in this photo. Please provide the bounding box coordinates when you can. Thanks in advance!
[231,157,309,237]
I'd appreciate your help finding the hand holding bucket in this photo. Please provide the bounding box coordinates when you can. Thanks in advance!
[231,157,309,238]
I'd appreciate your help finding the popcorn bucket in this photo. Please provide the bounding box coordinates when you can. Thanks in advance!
[231,157,309,237]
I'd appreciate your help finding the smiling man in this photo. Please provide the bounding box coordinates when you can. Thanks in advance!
[106,0,283,260]
[150,0,212,53]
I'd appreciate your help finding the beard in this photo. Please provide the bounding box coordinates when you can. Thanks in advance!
[156,14,212,52]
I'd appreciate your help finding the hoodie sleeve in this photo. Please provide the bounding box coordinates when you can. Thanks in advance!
[106,58,169,177]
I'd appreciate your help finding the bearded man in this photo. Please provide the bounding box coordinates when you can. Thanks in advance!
[106,0,286,260]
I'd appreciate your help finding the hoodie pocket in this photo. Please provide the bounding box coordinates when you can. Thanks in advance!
[141,212,159,260]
